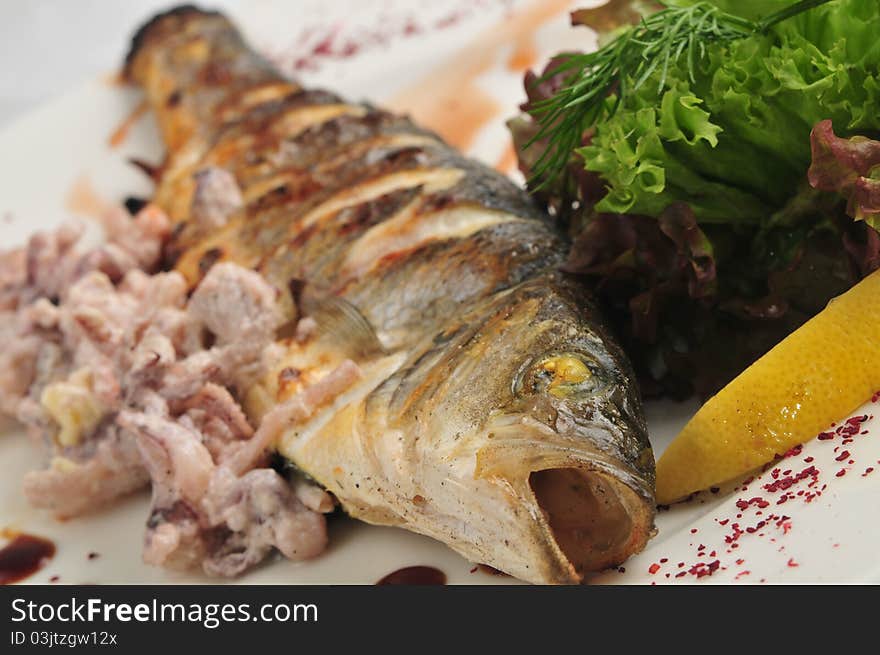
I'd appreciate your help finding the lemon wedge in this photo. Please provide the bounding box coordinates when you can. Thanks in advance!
[656,268,880,504]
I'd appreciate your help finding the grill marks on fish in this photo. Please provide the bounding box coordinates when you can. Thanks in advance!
[339,202,517,282]
[133,10,288,151]
[155,104,366,225]
[125,6,656,584]
[341,220,565,344]
[176,164,508,289]
[260,186,424,292]
[148,44,539,292]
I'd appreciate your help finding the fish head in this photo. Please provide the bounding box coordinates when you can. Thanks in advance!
[399,273,656,583]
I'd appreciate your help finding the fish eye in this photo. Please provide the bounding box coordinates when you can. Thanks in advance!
[517,353,603,398]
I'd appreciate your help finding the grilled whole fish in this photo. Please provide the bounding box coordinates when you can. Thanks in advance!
[125,5,656,584]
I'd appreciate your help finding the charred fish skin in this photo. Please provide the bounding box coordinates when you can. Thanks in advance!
[125,5,656,583]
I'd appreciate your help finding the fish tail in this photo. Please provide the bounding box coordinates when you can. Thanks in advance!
[125,5,299,152]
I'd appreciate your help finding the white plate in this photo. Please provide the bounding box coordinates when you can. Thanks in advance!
[2,0,879,585]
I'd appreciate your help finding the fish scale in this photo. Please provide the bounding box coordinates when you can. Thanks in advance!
[125,4,656,584]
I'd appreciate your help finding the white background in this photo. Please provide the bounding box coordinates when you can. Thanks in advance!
[0,0,239,125]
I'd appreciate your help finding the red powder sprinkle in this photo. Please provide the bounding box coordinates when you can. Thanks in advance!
[782,521,793,534]
[677,562,685,568]
[648,563,661,575]
[787,558,799,567]
[804,456,814,463]
[435,13,463,29]
[818,432,835,441]
[665,573,670,578]
[735,570,751,579]
[763,465,818,493]
[311,34,336,56]
[675,571,687,578]
[718,518,730,526]
[688,560,721,578]
[338,41,360,57]
[735,558,745,565]
[697,544,706,551]
[49,575,60,583]
[863,467,875,477]
[690,528,698,534]
[835,450,851,462]
[724,523,744,544]
[271,4,504,77]
[659,558,668,563]
[756,520,766,530]
[836,469,847,478]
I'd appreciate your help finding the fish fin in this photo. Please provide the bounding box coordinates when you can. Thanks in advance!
[304,294,387,360]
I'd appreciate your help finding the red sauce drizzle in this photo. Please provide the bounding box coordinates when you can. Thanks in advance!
[0,533,56,584]
[376,566,446,585]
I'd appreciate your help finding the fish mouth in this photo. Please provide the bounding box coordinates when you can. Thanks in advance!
[476,413,655,583]
[528,466,654,580]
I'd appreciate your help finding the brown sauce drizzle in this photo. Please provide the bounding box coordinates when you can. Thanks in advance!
[64,175,115,220]
[494,142,519,175]
[0,531,56,584]
[108,99,149,148]
[507,38,538,73]
[102,70,126,86]
[388,0,571,151]
[376,565,446,585]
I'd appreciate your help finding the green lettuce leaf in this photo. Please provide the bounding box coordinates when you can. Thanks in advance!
[577,0,880,226]
[511,0,880,399]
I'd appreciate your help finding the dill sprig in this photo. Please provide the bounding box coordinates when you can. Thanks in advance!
[525,0,836,189]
